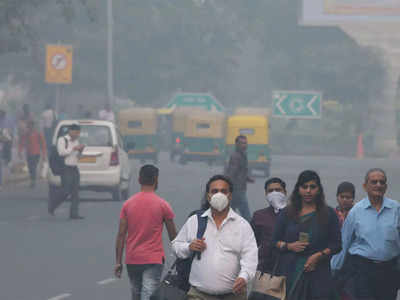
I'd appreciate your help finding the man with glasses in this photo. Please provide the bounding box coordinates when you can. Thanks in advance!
[172,175,258,300]
[332,168,400,300]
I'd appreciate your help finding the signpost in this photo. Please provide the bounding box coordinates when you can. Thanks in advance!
[45,44,73,113]
[272,91,322,119]
[166,92,224,112]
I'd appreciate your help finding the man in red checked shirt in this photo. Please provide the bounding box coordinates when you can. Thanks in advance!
[18,120,47,188]
[114,164,177,300]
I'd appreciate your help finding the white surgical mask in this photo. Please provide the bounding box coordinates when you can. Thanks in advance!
[266,191,287,213]
[209,192,229,212]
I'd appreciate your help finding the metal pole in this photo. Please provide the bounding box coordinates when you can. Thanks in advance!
[55,85,61,115]
[107,0,114,107]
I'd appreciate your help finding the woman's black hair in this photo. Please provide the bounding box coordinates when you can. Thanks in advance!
[287,170,328,224]
[201,174,233,210]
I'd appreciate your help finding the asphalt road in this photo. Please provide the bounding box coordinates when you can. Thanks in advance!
[1,152,399,300]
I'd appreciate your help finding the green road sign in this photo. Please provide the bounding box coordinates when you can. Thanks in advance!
[272,91,322,118]
[167,93,224,112]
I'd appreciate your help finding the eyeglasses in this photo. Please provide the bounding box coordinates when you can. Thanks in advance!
[301,184,318,190]
[369,180,386,186]
[210,188,229,195]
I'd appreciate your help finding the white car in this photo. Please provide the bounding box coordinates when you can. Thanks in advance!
[48,120,133,202]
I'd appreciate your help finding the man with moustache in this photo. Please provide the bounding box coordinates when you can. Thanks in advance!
[332,168,400,300]
[172,174,258,300]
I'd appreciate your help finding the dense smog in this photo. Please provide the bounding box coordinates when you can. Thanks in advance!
[0,1,399,300]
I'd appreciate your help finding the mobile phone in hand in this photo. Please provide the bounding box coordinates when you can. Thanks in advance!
[299,232,309,243]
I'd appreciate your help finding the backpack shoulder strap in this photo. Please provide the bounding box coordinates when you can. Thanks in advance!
[64,136,68,148]
[196,211,208,239]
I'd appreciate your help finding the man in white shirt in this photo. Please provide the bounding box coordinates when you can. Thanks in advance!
[172,175,258,300]
[50,124,85,219]
[98,103,115,122]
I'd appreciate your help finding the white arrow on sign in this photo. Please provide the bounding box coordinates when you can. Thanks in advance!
[307,96,318,116]
[275,95,287,115]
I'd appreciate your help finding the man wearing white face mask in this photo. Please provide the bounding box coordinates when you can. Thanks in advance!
[250,177,288,271]
[172,175,258,300]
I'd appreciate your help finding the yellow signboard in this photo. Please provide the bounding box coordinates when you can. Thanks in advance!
[45,44,73,84]
[325,0,400,16]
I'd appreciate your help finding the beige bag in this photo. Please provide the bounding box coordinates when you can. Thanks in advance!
[251,270,287,300]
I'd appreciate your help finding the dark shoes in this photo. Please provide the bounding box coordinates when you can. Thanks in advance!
[70,215,85,220]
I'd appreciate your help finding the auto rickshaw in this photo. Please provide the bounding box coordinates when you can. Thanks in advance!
[118,107,159,163]
[180,111,226,166]
[170,107,206,162]
[225,114,271,177]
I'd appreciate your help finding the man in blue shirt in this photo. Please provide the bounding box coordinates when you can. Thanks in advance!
[332,168,400,300]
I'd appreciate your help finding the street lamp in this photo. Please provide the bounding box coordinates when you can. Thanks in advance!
[107,0,114,106]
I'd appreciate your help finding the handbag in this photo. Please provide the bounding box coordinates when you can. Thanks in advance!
[249,253,286,300]
[150,260,187,300]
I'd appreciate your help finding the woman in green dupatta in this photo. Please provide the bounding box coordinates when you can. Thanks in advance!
[271,170,342,300]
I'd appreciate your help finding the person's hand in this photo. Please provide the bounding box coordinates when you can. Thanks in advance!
[74,144,85,152]
[114,264,123,278]
[189,238,207,253]
[232,277,247,294]
[287,241,309,253]
[304,253,321,272]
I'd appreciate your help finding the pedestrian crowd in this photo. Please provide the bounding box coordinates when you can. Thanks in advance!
[114,135,400,300]
[0,101,115,191]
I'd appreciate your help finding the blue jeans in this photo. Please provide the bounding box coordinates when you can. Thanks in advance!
[231,190,251,221]
[126,264,163,300]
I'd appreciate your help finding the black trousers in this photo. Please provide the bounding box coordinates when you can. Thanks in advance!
[61,166,80,217]
[347,255,399,300]
[27,155,40,183]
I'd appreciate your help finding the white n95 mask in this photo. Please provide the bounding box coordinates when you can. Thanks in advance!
[210,192,229,212]
[266,191,287,213]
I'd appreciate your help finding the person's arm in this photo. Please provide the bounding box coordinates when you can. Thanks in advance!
[331,207,356,272]
[172,217,194,259]
[114,217,128,278]
[164,218,177,241]
[237,224,258,285]
[57,137,73,157]
[249,213,261,246]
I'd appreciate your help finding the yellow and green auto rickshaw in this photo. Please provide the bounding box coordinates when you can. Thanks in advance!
[170,107,206,162]
[118,107,159,163]
[225,114,271,177]
[179,111,226,166]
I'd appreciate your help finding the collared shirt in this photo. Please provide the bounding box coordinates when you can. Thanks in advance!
[250,206,278,270]
[57,135,81,166]
[18,130,47,156]
[225,150,248,191]
[172,208,258,295]
[331,197,400,271]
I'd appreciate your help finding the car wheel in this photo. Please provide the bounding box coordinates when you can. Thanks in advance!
[112,185,122,202]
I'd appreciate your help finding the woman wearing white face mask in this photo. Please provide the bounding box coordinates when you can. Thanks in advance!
[250,177,288,271]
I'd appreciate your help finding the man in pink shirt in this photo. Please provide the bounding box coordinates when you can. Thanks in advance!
[114,164,177,300]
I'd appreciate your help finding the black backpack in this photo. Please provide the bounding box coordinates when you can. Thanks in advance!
[49,137,68,176]
[174,210,208,292]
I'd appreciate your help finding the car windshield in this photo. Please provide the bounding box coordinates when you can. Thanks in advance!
[57,125,113,147]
